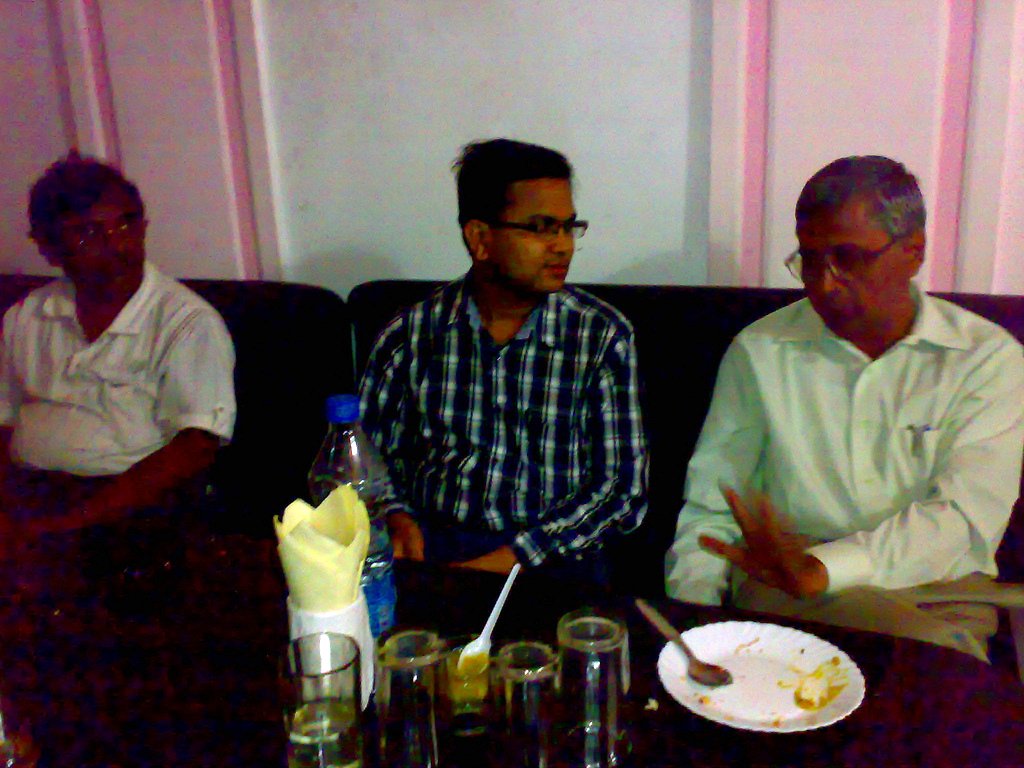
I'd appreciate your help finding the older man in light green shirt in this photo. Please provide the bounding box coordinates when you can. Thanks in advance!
[666,156,1024,660]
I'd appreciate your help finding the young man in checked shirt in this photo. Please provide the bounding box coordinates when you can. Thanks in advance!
[359,138,648,584]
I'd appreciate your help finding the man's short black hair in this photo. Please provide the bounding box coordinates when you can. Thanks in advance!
[29,150,144,246]
[453,139,572,227]
[796,155,925,238]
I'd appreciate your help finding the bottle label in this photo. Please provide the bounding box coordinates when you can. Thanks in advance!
[362,570,397,638]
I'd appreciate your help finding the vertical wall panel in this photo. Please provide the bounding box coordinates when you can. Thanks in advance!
[205,0,262,278]
[927,0,975,292]
[738,0,770,286]
[960,0,1015,293]
[230,0,283,280]
[98,0,249,278]
[991,0,1024,294]
[58,0,121,162]
[707,2,745,285]
[763,0,944,288]
[0,1,73,274]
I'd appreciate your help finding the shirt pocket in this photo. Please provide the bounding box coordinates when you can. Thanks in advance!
[85,357,145,386]
[82,356,157,411]
[895,398,943,489]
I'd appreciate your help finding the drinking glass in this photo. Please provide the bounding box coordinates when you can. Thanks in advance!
[0,693,38,768]
[440,634,492,737]
[282,632,363,768]
[494,641,557,768]
[376,629,442,768]
[556,608,631,768]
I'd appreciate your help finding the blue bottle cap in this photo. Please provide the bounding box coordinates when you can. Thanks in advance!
[325,394,361,423]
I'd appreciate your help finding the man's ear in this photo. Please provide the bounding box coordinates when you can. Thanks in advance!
[29,232,67,269]
[903,228,926,274]
[463,220,491,262]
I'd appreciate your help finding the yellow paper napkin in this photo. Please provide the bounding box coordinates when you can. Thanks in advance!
[274,484,370,612]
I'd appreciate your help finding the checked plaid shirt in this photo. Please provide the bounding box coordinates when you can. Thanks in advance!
[359,275,648,566]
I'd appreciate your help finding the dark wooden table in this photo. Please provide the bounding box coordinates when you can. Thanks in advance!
[2,532,1023,767]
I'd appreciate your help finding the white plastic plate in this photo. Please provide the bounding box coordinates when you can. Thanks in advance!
[656,620,866,732]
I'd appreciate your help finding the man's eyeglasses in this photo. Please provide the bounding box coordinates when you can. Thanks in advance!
[61,212,146,249]
[489,215,588,240]
[785,235,904,283]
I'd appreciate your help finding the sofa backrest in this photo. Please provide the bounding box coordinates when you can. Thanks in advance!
[184,280,354,533]
[348,279,1024,595]
[0,275,354,534]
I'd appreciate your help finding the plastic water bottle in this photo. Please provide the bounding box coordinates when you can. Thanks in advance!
[308,394,397,638]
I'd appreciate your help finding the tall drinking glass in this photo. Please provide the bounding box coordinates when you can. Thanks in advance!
[494,641,558,768]
[282,632,363,768]
[376,629,442,768]
[556,608,630,768]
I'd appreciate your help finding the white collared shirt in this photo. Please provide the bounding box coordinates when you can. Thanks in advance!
[666,289,1024,605]
[0,263,236,476]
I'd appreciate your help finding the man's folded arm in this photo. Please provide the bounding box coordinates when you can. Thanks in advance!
[812,340,1024,593]
[27,427,221,536]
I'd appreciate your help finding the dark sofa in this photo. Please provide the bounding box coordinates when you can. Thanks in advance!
[3,273,1022,673]
[347,280,1024,595]
[349,279,1024,677]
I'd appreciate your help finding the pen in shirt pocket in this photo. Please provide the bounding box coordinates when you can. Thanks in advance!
[907,424,934,457]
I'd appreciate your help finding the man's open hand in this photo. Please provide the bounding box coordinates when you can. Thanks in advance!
[699,486,829,599]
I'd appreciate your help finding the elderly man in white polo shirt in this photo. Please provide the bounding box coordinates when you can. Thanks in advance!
[0,152,235,576]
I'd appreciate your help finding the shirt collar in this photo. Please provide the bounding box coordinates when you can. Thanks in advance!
[453,272,561,347]
[900,285,973,350]
[39,262,155,336]
[775,284,972,351]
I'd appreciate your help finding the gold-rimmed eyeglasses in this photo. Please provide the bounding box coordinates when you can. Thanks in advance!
[785,234,906,283]
[60,212,146,249]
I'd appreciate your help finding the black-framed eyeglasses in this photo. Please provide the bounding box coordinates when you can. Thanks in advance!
[61,211,146,249]
[785,234,905,283]
[489,215,588,240]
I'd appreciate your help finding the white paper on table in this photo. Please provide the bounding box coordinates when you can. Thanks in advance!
[288,593,375,709]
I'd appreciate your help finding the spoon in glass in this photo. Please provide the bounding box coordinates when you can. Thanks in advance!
[635,598,733,687]
[458,563,522,674]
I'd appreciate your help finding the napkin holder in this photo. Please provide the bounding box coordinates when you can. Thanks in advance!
[288,592,374,709]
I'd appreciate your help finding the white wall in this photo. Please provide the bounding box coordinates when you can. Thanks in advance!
[765,0,944,286]
[0,0,71,275]
[0,0,261,281]
[100,0,248,278]
[711,0,1024,292]
[2,1,1024,296]
[256,0,710,293]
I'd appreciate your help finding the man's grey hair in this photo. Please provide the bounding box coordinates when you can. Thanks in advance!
[795,156,926,238]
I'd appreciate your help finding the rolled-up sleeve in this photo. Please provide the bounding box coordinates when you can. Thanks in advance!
[156,308,236,442]
[0,307,21,427]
